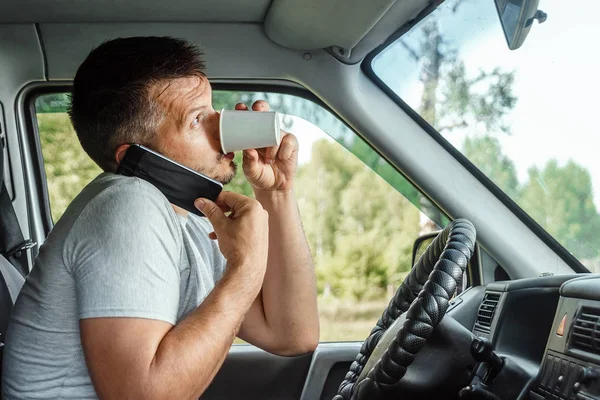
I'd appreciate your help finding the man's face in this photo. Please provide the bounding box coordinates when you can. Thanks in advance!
[149,76,236,184]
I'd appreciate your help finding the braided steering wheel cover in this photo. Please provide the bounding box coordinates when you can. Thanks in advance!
[333,219,476,400]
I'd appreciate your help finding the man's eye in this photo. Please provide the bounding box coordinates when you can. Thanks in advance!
[192,116,200,126]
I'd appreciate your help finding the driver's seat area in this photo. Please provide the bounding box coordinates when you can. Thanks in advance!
[0,146,27,389]
[0,255,24,370]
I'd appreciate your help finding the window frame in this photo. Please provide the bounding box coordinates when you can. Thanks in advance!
[25,81,483,343]
[360,14,589,274]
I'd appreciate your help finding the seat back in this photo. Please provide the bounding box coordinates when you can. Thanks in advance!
[0,146,26,388]
[0,254,24,355]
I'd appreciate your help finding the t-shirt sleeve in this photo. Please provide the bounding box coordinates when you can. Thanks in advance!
[65,179,182,325]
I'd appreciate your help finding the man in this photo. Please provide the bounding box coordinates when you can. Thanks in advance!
[2,36,319,399]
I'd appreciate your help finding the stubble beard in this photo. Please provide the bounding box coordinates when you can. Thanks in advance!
[198,156,237,185]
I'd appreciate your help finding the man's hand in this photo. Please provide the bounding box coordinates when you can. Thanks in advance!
[235,101,299,192]
[195,191,269,286]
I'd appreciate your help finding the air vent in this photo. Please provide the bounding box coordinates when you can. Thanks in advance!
[570,307,600,355]
[474,292,501,333]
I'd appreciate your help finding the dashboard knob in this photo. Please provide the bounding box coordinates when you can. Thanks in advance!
[577,367,600,384]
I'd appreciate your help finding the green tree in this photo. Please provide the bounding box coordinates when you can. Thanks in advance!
[315,163,420,299]
[297,139,421,299]
[296,139,363,261]
[463,135,519,198]
[520,160,600,260]
[396,8,517,228]
[37,113,101,221]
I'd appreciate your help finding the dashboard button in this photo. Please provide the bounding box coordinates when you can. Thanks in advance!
[541,355,554,388]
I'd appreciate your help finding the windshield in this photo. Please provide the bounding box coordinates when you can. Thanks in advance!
[371,0,600,271]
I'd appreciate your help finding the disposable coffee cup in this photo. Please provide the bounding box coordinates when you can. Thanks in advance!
[219,109,281,154]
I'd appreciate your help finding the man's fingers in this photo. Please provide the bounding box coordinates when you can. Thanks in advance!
[243,149,260,170]
[243,148,260,163]
[252,100,270,112]
[235,103,248,111]
[194,198,227,228]
[265,144,279,164]
[277,132,297,161]
[214,191,256,213]
[216,201,232,214]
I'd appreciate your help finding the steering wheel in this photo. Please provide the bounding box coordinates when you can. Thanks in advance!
[333,219,476,400]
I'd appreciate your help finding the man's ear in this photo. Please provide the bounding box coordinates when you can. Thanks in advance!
[114,144,131,165]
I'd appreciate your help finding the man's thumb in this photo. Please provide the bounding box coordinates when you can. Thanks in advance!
[194,198,225,226]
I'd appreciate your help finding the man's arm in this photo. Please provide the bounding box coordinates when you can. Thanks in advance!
[237,190,319,356]
[234,100,319,355]
[82,268,254,400]
[80,192,269,400]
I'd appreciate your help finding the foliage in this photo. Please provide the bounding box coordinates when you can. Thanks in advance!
[396,4,600,266]
[312,157,420,299]
[37,113,101,221]
[461,135,600,264]
[463,135,519,198]
[520,160,600,260]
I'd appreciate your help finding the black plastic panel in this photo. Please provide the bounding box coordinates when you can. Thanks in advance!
[449,285,486,331]
[319,362,352,400]
[480,276,579,365]
[530,350,600,399]
[560,274,600,301]
[494,287,562,365]
[487,275,579,293]
[523,274,600,399]
[201,346,312,400]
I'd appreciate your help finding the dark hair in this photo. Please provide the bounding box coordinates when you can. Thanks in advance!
[68,36,206,171]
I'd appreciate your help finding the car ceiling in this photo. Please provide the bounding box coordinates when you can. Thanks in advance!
[0,0,436,62]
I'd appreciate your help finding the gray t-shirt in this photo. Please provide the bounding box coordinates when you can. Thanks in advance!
[2,172,227,399]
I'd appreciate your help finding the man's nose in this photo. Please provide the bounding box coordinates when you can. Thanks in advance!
[212,109,224,152]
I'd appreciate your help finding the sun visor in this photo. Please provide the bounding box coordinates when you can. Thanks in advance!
[264,0,397,50]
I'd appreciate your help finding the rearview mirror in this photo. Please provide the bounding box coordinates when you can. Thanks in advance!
[494,0,547,50]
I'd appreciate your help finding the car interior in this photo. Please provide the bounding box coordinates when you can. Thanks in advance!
[1,0,599,399]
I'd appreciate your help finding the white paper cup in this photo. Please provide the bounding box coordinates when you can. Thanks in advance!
[219,109,281,154]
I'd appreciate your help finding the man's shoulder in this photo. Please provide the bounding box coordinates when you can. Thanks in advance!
[85,172,167,201]
[71,172,172,217]
[57,172,180,239]
[60,173,184,269]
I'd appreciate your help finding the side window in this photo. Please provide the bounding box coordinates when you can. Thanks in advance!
[35,90,449,342]
[35,94,101,222]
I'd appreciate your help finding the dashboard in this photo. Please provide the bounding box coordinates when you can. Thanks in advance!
[467,274,600,400]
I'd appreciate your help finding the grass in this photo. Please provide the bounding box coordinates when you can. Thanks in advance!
[318,297,388,342]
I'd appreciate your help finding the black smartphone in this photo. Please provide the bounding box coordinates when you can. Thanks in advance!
[116,144,223,217]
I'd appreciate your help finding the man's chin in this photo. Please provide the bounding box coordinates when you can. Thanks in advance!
[218,161,237,185]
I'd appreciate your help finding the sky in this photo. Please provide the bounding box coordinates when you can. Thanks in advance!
[372,0,600,209]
